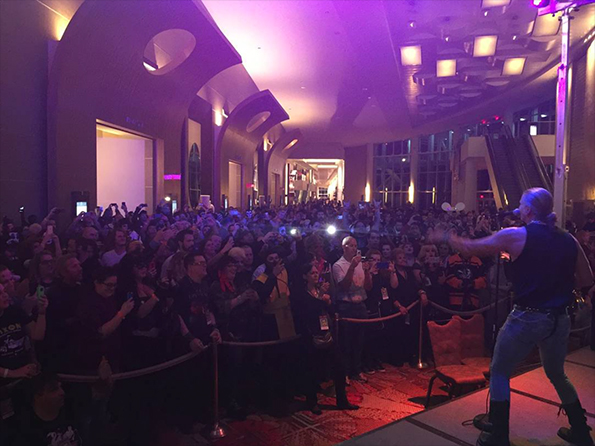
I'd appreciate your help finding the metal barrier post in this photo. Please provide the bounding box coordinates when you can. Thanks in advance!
[417,296,428,370]
[208,342,226,439]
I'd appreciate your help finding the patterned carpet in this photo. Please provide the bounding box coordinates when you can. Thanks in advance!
[178,363,449,446]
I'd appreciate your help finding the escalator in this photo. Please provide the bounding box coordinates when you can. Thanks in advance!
[515,132,553,192]
[484,123,552,209]
[484,124,524,208]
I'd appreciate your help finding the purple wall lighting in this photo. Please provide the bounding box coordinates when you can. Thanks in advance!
[164,174,181,181]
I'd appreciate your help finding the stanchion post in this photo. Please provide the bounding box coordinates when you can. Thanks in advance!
[417,297,428,370]
[208,342,226,439]
[334,313,340,346]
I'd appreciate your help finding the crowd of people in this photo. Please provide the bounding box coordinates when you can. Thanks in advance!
[1,199,593,445]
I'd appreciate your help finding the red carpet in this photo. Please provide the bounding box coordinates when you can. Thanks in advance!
[207,364,448,446]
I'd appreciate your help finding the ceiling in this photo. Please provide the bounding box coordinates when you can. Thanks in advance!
[202,0,595,147]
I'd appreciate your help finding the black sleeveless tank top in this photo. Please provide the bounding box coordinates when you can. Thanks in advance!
[511,223,577,309]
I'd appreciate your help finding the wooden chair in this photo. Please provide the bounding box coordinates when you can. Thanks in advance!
[454,314,491,376]
[425,318,486,408]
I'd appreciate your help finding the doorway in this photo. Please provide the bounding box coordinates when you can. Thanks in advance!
[229,161,242,208]
[96,123,154,212]
[270,172,280,205]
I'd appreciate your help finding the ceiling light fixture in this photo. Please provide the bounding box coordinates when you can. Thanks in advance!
[531,0,550,7]
[532,13,561,37]
[512,34,518,40]
[408,20,416,28]
[502,57,526,75]
[445,36,450,42]
[483,10,489,16]
[400,45,422,65]
[437,59,457,77]
[473,35,498,57]
[481,0,511,7]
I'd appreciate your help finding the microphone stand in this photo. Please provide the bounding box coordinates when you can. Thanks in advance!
[472,223,503,432]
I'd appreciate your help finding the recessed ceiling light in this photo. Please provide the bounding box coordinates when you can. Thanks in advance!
[532,13,561,37]
[300,86,306,90]
[445,36,450,42]
[473,35,498,57]
[400,45,422,65]
[408,20,416,28]
[481,0,511,7]
[483,10,489,17]
[502,57,526,75]
[512,35,518,40]
[520,117,526,121]
[437,59,457,77]
[367,96,372,100]
[540,114,548,118]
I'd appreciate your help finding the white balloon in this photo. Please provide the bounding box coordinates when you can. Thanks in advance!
[455,202,466,211]
[441,202,452,212]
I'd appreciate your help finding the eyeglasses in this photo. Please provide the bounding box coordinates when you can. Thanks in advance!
[191,261,207,267]
[102,282,117,288]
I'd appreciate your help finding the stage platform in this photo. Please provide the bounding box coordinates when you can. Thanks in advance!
[340,347,595,446]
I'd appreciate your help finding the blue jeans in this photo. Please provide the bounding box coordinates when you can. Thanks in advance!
[490,306,578,404]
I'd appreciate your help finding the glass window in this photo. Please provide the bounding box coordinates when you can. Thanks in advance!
[373,140,411,204]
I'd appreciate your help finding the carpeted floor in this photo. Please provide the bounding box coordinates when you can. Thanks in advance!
[178,363,449,446]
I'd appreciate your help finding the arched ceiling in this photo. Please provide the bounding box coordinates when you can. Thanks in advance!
[203,0,595,146]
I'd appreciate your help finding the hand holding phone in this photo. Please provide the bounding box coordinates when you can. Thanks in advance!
[36,285,45,301]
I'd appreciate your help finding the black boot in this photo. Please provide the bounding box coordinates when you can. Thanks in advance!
[335,377,359,410]
[476,400,510,446]
[558,400,594,446]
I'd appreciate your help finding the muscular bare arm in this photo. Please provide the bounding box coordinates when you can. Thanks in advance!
[433,227,526,260]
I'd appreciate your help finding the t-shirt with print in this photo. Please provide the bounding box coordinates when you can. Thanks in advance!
[0,305,32,370]
[15,408,83,446]
[332,256,367,303]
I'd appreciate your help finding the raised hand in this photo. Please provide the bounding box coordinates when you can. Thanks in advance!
[120,299,135,316]
[350,255,362,268]
[37,296,49,315]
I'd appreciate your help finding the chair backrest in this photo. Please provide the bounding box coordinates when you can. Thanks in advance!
[427,318,462,367]
[454,314,486,358]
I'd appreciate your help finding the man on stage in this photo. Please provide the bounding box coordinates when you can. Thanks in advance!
[432,188,594,446]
